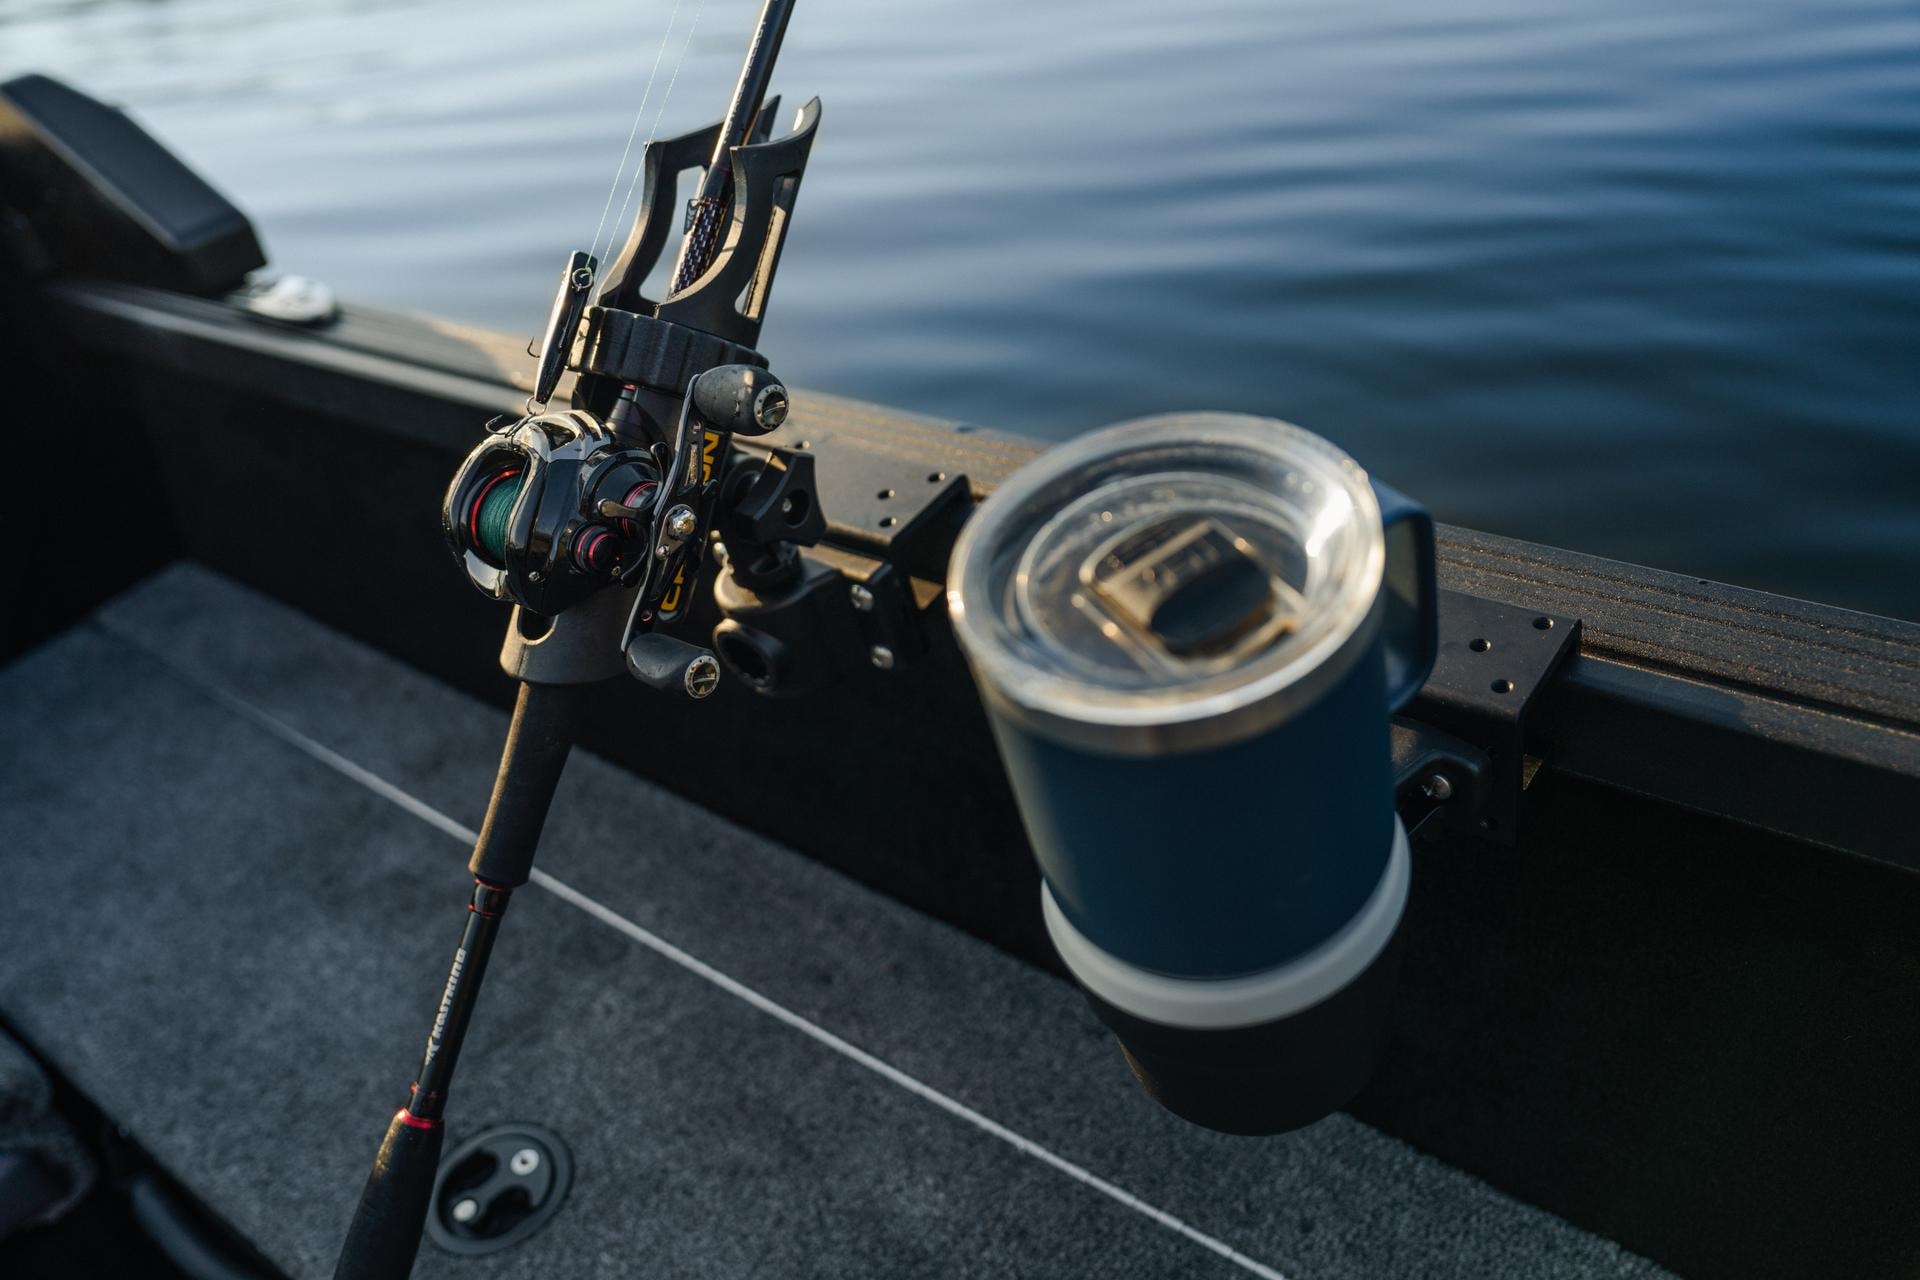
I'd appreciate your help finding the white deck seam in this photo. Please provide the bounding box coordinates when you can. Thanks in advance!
[102,622,1291,1280]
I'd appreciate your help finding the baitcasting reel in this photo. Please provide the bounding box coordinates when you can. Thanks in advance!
[442,363,790,624]
[442,408,658,617]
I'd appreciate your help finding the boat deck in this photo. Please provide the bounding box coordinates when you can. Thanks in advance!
[0,564,1668,1278]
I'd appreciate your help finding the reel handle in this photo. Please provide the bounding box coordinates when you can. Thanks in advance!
[626,632,723,698]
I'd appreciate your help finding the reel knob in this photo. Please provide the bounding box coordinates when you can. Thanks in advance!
[690,365,788,437]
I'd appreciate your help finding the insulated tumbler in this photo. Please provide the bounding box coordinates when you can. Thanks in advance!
[948,413,1437,1133]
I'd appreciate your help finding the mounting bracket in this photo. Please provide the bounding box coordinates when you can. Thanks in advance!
[1397,590,1582,844]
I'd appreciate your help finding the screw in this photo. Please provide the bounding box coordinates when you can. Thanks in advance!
[1421,773,1454,802]
[451,1198,480,1224]
[870,645,895,671]
[509,1147,541,1176]
[685,653,721,699]
[528,570,543,582]
[849,584,875,612]
[753,383,790,430]
[665,505,697,539]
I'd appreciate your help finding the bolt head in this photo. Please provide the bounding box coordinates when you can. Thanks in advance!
[451,1197,480,1224]
[685,654,721,699]
[665,505,697,539]
[753,383,790,430]
[870,644,895,671]
[1422,773,1454,801]
[849,583,875,612]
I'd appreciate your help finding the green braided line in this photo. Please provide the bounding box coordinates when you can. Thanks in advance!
[475,473,526,563]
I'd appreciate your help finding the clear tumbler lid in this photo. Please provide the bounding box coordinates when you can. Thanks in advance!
[948,414,1388,753]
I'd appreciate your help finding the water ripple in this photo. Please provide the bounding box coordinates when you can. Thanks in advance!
[4,0,1917,617]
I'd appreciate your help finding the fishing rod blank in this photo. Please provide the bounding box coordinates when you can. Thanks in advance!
[668,0,796,294]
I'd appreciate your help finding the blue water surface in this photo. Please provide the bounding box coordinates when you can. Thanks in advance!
[8,0,1918,618]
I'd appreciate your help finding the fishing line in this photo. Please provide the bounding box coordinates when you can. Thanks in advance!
[586,0,688,273]
[600,0,712,288]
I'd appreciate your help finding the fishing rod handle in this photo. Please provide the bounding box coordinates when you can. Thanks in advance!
[335,679,582,1278]
[332,1110,444,1280]
[470,681,588,888]
[332,879,508,1280]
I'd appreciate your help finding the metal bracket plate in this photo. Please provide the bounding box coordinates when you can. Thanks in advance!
[1403,590,1581,843]
[739,437,971,582]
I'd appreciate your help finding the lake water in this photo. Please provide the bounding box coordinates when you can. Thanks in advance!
[8,0,1919,619]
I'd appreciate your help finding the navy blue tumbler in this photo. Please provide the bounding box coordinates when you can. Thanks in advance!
[948,414,1437,1134]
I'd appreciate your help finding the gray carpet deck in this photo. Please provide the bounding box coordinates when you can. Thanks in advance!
[0,564,1670,1279]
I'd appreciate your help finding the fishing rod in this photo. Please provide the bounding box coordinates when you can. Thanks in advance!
[671,0,796,294]
[331,3,822,1275]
